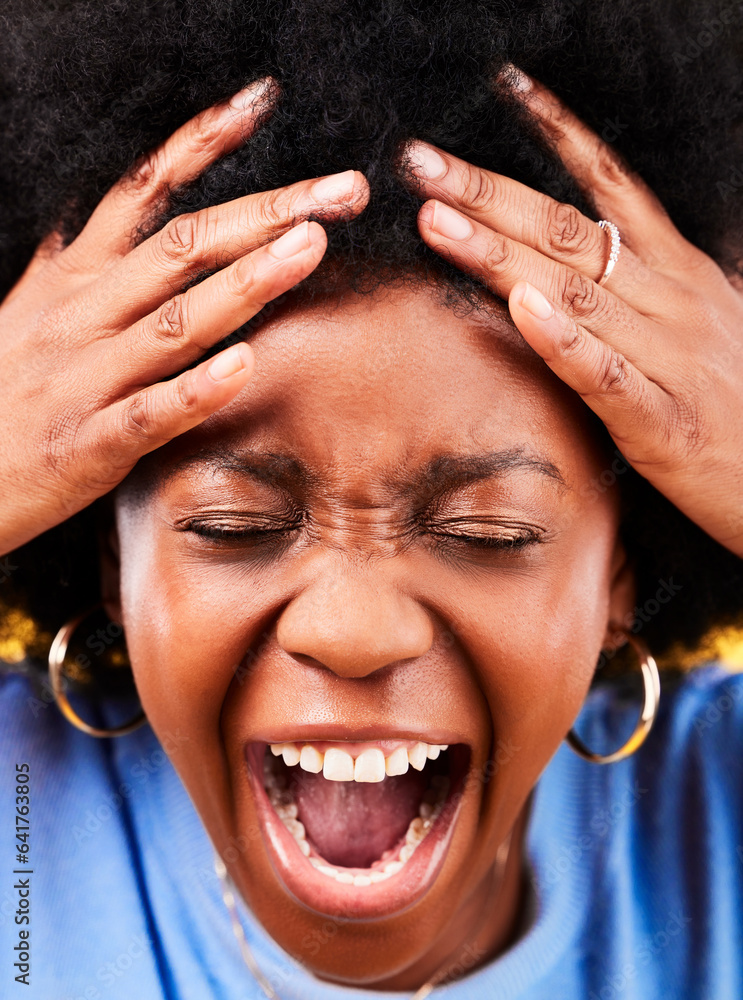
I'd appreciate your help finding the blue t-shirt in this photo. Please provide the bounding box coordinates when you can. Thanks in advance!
[1,664,742,999]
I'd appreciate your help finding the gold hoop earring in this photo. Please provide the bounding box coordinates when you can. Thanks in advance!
[566,631,660,764]
[49,605,147,738]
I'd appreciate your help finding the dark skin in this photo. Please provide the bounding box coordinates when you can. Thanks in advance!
[1,72,741,562]
[2,65,739,991]
[101,283,635,989]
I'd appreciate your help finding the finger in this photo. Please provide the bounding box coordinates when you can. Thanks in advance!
[406,140,671,312]
[417,199,674,370]
[92,169,368,328]
[72,77,277,262]
[102,221,327,388]
[500,67,705,275]
[89,341,255,475]
[508,280,665,452]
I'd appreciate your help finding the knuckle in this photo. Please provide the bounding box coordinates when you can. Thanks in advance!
[186,108,219,153]
[677,247,725,286]
[159,213,200,263]
[666,395,708,457]
[226,255,254,297]
[461,164,500,215]
[562,271,602,316]
[121,391,159,443]
[593,145,633,193]
[546,202,592,256]
[558,324,586,361]
[482,234,511,273]
[127,150,160,193]
[671,290,712,331]
[172,373,199,414]
[253,188,286,230]
[121,377,199,445]
[593,349,631,395]
[43,406,83,474]
[153,294,189,342]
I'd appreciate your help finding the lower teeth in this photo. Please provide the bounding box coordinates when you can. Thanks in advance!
[263,756,449,886]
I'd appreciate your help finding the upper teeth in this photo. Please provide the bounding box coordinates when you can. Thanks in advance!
[269,740,449,781]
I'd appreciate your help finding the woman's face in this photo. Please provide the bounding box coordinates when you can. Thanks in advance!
[106,282,632,988]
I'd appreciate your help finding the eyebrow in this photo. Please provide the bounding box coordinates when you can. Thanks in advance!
[413,450,567,495]
[155,449,306,490]
[141,445,566,499]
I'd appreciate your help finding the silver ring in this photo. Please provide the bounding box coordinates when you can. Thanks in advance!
[597,219,621,286]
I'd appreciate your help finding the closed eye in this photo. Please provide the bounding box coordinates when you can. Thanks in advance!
[177,514,303,544]
[424,518,545,551]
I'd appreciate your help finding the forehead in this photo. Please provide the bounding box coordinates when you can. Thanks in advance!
[134,283,603,492]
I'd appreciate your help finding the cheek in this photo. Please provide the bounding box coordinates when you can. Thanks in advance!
[115,510,274,793]
[446,521,618,819]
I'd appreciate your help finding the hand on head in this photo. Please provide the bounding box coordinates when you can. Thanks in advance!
[2,66,741,565]
[406,67,743,558]
[0,76,368,557]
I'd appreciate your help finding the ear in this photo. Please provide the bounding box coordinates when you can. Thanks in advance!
[95,497,123,625]
[602,536,635,651]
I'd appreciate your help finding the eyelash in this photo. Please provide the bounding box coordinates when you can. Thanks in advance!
[182,517,542,553]
[425,525,543,551]
[181,518,301,543]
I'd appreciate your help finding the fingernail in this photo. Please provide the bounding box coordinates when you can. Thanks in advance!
[431,202,473,241]
[311,169,357,202]
[517,282,554,320]
[269,221,312,259]
[499,63,533,94]
[208,344,249,381]
[408,142,447,180]
[228,76,274,113]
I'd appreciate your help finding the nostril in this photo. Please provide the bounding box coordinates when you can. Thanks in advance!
[287,651,326,670]
[275,579,434,678]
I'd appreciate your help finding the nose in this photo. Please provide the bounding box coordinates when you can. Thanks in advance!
[276,567,434,678]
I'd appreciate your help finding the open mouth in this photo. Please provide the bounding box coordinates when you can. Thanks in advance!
[244,737,470,918]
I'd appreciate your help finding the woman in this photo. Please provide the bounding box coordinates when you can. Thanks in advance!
[1,0,742,996]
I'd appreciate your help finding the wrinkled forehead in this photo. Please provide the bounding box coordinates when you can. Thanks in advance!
[124,283,606,499]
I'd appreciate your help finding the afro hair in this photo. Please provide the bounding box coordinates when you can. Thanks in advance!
[0,0,742,677]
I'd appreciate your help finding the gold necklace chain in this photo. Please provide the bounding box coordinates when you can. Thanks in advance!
[214,853,437,999]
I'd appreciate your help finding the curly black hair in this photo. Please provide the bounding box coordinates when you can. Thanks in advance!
[1,0,742,674]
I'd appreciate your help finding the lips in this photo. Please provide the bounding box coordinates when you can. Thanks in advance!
[244,738,470,919]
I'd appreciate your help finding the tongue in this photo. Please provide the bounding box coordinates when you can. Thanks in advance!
[293,769,428,869]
